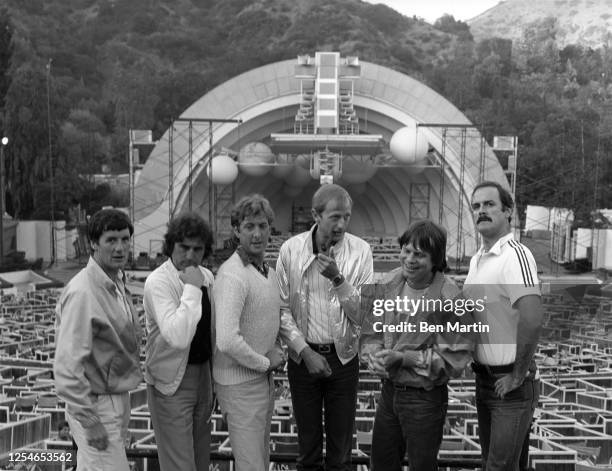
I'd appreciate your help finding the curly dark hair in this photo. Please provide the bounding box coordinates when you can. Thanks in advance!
[163,212,213,258]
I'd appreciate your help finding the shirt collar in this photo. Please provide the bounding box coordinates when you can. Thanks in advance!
[310,224,345,255]
[236,246,269,277]
[479,232,514,256]
[87,256,126,293]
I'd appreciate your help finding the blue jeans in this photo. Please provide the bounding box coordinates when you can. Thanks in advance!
[370,380,448,471]
[475,374,539,471]
[287,354,359,471]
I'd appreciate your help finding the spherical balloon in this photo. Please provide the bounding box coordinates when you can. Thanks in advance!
[341,157,377,184]
[238,142,274,177]
[206,154,238,185]
[271,154,293,179]
[389,126,428,164]
[284,165,312,187]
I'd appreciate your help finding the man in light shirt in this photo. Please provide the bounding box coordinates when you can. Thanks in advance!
[277,184,373,471]
[463,181,543,471]
[144,212,214,471]
[55,209,142,471]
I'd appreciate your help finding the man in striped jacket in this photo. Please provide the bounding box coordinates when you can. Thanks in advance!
[463,181,543,471]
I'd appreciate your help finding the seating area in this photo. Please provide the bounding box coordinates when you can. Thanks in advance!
[0,285,612,469]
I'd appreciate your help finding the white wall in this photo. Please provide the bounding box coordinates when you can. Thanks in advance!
[525,205,550,231]
[593,229,612,271]
[16,221,68,262]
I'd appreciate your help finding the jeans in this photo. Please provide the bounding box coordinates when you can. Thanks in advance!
[67,392,131,471]
[215,373,275,471]
[287,354,359,471]
[370,380,448,471]
[147,363,212,471]
[475,374,539,471]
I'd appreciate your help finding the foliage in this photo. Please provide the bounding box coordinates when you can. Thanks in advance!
[0,0,610,224]
[434,14,473,41]
[0,10,13,112]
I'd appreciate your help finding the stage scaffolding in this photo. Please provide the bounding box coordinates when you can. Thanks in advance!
[418,124,517,271]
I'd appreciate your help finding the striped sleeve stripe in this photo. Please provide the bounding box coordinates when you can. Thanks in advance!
[508,240,535,287]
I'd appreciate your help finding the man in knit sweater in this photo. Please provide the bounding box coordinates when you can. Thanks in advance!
[213,194,285,471]
[277,184,374,471]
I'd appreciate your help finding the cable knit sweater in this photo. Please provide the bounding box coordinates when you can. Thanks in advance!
[213,252,281,385]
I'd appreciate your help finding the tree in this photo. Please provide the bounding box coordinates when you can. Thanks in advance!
[433,14,472,41]
[0,10,13,117]
[3,63,59,218]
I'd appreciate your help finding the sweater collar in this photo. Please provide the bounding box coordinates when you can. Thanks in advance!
[236,246,269,277]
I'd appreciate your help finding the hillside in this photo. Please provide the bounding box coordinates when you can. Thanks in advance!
[0,0,611,226]
[469,0,612,48]
[0,0,461,218]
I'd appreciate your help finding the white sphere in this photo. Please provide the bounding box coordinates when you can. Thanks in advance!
[341,157,377,184]
[284,165,312,187]
[206,154,238,185]
[389,126,428,164]
[271,154,293,179]
[238,142,274,177]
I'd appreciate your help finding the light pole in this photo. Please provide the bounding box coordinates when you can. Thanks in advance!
[46,59,55,267]
[0,136,8,267]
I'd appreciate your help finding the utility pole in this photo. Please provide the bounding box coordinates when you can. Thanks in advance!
[46,59,55,267]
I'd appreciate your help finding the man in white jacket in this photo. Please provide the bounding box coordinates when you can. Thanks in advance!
[144,212,214,471]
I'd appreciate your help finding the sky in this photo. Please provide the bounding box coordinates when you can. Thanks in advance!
[363,0,502,24]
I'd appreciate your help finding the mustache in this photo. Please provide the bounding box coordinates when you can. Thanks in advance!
[477,216,492,223]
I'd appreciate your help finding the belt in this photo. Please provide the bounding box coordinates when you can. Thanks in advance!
[383,379,432,392]
[307,343,335,354]
[388,380,414,391]
[472,362,514,376]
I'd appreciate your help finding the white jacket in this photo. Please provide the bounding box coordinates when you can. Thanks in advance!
[144,259,214,395]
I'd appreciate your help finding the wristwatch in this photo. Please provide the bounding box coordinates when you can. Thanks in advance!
[331,273,345,287]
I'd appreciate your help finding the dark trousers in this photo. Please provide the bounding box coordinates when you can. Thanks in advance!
[370,380,448,471]
[475,374,539,471]
[287,354,359,471]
